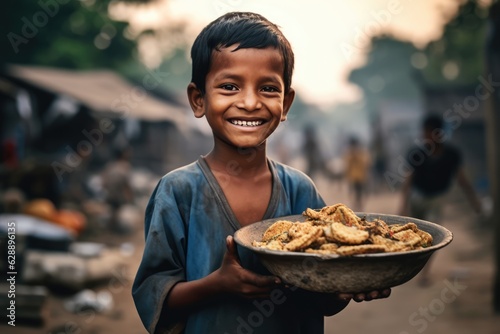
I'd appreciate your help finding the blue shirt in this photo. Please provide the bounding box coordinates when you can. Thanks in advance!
[132,157,327,333]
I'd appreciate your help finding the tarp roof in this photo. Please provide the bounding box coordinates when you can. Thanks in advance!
[6,64,190,125]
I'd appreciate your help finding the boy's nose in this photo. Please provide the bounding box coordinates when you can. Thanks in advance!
[236,90,262,111]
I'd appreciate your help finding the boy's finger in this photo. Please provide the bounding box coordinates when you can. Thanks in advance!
[336,293,353,301]
[367,289,391,300]
[225,235,240,260]
[226,235,281,286]
[226,235,234,251]
[353,293,366,302]
[245,272,281,287]
[380,288,391,298]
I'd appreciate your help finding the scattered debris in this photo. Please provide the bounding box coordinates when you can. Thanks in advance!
[22,247,128,291]
[64,289,113,314]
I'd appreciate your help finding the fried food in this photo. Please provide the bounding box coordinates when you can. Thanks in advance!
[323,223,369,245]
[336,244,387,256]
[390,222,419,234]
[253,203,433,256]
[320,243,339,251]
[370,235,412,252]
[391,230,422,247]
[309,236,327,248]
[253,239,285,251]
[303,208,322,221]
[284,224,323,252]
[262,220,293,242]
[416,229,433,247]
[361,219,392,238]
[303,203,362,228]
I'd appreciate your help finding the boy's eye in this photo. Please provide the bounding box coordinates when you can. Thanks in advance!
[220,84,238,91]
[261,86,279,93]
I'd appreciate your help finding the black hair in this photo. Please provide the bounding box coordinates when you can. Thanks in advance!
[422,113,444,131]
[190,12,294,94]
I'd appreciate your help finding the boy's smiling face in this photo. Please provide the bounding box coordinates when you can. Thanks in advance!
[188,46,295,150]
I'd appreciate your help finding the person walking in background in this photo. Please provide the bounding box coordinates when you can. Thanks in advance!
[399,113,482,286]
[344,136,371,211]
[302,124,327,181]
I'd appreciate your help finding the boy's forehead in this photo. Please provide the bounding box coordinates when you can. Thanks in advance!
[210,45,284,69]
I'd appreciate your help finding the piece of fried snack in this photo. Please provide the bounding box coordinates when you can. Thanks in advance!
[262,220,293,242]
[391,229,422,247]
[416,229,433,247]
[370,235,412,252]
[284,224,323,252]
[336,244,387,256]
[390,222,419,234]
[303,203,362,228]
[323,222,369,245]
[361,218,392,238]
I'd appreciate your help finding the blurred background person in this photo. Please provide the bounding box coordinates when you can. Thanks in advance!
[101,147,135,233]
[399,113,482,286]
[343,136,371,211]
[302,124,328,181]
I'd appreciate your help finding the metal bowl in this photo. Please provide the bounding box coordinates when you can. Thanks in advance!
[234,213,453,293]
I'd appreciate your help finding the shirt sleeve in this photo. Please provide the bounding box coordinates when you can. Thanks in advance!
[288,170,326,212]
[132,180,187,333]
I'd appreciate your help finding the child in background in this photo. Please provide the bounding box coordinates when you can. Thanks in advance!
[133,12,390,334]
[344,137,371,211]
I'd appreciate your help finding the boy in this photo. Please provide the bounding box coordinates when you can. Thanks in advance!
[133,12,390,334]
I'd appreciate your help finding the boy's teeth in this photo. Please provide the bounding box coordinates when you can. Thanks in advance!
[231,120,262,127]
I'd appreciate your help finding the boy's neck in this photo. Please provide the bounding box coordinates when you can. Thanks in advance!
[204,143,269,178]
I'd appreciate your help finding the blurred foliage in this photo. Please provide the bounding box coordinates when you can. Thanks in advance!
[421,0,489,86]
[347,36,423,123]
[347,0,491,121]
[137,26,193,97]
[1,0,154,71]
[349,36,422,99]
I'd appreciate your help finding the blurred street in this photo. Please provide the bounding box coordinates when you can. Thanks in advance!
[2,175,498,334]
[317,176,500,334]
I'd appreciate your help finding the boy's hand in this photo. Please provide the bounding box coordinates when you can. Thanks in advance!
[214,236,280,299]
[336,289,391,302]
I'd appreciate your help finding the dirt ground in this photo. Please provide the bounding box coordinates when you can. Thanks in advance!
[2,176,500,334]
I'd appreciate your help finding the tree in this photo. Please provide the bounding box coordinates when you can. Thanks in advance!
[1,0,152,72]
[420,0,489,86]
[348,36,423,122]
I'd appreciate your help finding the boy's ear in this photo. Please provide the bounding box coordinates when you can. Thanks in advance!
[187,82,205,118]
[281,87,295,122]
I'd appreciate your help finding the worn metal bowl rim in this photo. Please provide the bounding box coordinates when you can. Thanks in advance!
[234,212,453,260]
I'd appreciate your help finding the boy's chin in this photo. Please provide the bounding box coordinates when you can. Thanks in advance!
[235,145,261,152]
[231,142,266,154]
[234,140,267,151]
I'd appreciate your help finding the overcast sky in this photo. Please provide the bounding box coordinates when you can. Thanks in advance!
[111,0,489,108]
